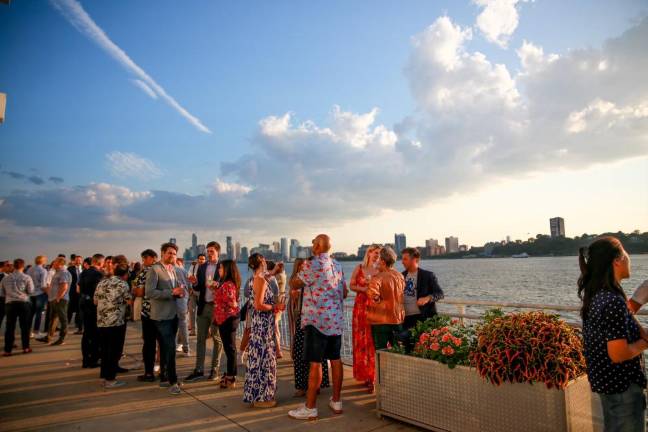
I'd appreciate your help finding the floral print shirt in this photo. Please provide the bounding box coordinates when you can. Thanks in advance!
[94,276,132,328]
[213,280,240,325]
[299,253,346,336]
[134,266,152,319]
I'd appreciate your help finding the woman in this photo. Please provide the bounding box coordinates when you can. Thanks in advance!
[289,258,330,397]
[243,253,282,408]
[213,259,241,389]
[579,237,648,431]
[350,245,380,393]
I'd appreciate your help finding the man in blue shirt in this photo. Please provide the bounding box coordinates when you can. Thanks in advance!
[36,257,72,345]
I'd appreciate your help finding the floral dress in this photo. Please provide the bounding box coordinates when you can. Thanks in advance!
[243,277,277,403]
[352,265,375,383]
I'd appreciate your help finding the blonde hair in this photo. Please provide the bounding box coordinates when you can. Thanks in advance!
[35,255,47,265]
[363,245,381,268]
[53,257,66,267]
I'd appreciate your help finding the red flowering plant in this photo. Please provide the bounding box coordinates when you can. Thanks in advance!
[469,311,586,389]
[410,315,475,369]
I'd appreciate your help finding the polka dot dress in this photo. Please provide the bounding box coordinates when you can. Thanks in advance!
[583,290,647,395]
[293,315,330,391]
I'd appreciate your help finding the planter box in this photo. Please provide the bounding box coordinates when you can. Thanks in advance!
[376,350,603,432]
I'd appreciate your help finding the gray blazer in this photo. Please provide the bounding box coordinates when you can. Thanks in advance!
[145,262,179,321]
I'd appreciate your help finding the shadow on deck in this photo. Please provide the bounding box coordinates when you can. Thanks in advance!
[0,322,419,432]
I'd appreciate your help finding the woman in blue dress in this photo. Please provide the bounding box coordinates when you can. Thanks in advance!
[243,253,283,408]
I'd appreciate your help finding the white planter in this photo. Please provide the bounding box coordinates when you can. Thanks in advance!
[376,350,603,432]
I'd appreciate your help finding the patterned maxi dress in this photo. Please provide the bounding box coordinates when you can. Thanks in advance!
[352,266,376,383]
[243,278,277,403]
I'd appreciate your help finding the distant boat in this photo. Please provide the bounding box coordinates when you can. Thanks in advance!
[512,252,530,258]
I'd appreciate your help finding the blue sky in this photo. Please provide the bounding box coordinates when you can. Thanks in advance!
[1,0,647,257]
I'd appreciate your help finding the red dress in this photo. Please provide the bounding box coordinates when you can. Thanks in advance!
[352,265,375,384]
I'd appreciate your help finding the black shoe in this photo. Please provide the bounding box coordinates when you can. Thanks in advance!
[184,370,205,383]
[116,366,129,374]
[137,374,156,382]
[51,339,65,346]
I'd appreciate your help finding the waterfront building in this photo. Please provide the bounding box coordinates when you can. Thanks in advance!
[550,217,566,238]
[226,236,234,260]
[445,236,459,254]
[239,247,249,263]
[169,237,177,245]
[425,239,439,256]
[394,233,406,256]
[272,241,281,254]
[280,237,288,261]
[235,242,241,260]
[290,239,299,260]
[459,244,468,252]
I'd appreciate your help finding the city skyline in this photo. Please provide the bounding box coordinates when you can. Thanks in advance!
[1,1,647,258]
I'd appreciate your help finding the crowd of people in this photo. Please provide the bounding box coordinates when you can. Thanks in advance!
[5,233,648,428]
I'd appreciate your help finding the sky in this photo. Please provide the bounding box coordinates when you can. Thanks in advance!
[1,0,647,258]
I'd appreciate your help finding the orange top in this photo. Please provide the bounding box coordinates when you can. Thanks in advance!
[366,268,405,325]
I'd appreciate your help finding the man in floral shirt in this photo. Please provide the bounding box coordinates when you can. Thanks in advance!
[94,264,132,389]
[289,234,347,421]
[133,249,158,382]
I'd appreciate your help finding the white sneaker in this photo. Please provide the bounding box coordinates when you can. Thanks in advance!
[176,345,183,352]
[328,397,343,414]
[288,404,318,421]
[154,365,160,373]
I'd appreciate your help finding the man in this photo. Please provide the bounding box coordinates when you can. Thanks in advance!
[187,254,206,336]
[175,258,191,356]
[36,257,71,345]
[400,247,444,330]
[135,249,160,382]
[27,256,49,337]
[185,242,223,383]
[104,256,114,277]
[67,254,83,334]
[1,259,34,356]
[94,264,132,389]
[145,242,184,395]
[288,234,347,421]
[0,260,10,329]
[367,247,405,350]
[79,254,105,368]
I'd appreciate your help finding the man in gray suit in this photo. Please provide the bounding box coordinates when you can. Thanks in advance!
[145,242,185,395]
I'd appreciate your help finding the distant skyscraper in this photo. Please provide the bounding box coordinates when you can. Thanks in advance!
[240,247,249,263]
[550,217,565,238]
[425,239,439,256]
[226,236,233,260]
[280,237,288,261]
[506,235,511,244]
[394,233,407,256]
[192,233,197,249]
[235,242,241,261]
[169,238,177,245]
[290,239,299,260]
[445,236,459,254]
[272,241,281,254]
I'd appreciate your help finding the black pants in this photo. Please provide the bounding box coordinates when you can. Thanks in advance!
[218,316,240,377]
[67,294,82,331]
[80,297,99,366]
[141,316,159,376]
[0,297,5,329]
[4,301,31,353]
[98,324,126,381]
[154,317,178,385]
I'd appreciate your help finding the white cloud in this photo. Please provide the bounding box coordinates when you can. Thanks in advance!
[105,151,162,180]
[50,0,211,134]
[213,179,253,197]
[131,79,158,99]
[474,0,529,48]
[565,99,648,134]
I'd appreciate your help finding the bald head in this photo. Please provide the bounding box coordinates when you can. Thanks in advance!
[312,234,331,255]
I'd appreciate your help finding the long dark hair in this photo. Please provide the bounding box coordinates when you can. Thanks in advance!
[218,259,241,300]
[248,253,264,272]
[578,236,626,320]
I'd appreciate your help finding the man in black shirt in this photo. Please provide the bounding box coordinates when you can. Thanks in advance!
[79,254,105,368]
[67,254,83,334]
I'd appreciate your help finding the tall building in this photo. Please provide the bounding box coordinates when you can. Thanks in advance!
[550,217,565,238]
[445,236,459,254]
[226,236,234,260]
[290,239,299,260]
[235,242,241,261]
[169,238,177,245]
[394,233,407,256]
[191,233,197,249]
[280,237,288,261]
[425,239,439,257]
[239,247,249,263]
[272,241,281,254]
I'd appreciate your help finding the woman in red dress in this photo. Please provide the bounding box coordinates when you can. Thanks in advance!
[351,244,381,393]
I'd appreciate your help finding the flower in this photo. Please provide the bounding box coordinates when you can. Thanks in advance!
[431,343,440,351]
[442,346,455,356]
[451,319,460,325]
[441,333,451,343]
[453,337,463,347]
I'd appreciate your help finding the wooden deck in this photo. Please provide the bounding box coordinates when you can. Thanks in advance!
[0,322,419,432]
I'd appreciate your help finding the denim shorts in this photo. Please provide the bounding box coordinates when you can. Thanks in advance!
[599,383,647,432]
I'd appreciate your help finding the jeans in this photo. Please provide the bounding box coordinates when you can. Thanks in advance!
[195,302,222,374]
[600,383,647,432]
[4,301,31,352]
[176,298,189,350]
[155,316,179,385]
[371,324,402,350]
[141,316,159,376]
[99,325,126,381]
[80,296,99,366]
[218,316,240,377]
[30,293,48,333]
[188,293,197,333]
[48,299,68,341]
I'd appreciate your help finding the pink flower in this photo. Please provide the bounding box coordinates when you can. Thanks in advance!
[453,337,463,347]
[441,333,451,343]
[431,329,440,336]
[430,343,440,351]
[442,346,455,356]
